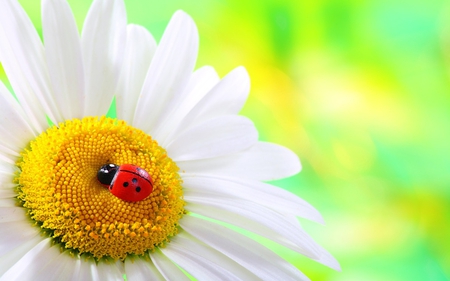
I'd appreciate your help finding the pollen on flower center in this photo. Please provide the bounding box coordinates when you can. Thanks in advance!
[16,117,184,260]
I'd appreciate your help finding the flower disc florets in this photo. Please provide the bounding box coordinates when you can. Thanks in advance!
[16,117,184,260]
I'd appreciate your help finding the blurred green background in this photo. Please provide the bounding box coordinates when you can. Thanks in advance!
[8,0,450,280]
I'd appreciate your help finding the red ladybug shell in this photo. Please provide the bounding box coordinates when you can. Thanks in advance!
[109,164,153,202]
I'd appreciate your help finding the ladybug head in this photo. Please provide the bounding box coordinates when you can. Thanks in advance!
[97,163,119,186]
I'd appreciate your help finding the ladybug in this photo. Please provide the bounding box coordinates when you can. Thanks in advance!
[97,164,153,202]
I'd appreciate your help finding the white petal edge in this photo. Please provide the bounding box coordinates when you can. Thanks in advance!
[42,0,85,120]
[0,172,14,192]
[0,233,42,277]
[0,190,16,199]
[125,258,166,281]
[153,66,220,146]
[95,261,125,281]
[0,153,15,165]
[81,0,126,116]
[181,174,324,223]
[168,66,250,136]
[0,207,27,222]
[313,243,341,271]
[0,198,18,207]
[0,0,62,129]
[0,220,40,256]
[0,81,37,153]
[161,242,244,281]
[162,231,259,280]
[116,24,156,124]
[133,10,198,134]
[0,234,125,281]
[0,238,57,280]
[0,144,19,164]
[36,254,105,281]
[167,115,258,161]
[75,260,100,281]
[67,259,83,281]
[183,192,321,259]
[0,159,16,174]
[180,215,310,281]
[32,251,78,281]
[150,248,190,281]
[178,141,301,181]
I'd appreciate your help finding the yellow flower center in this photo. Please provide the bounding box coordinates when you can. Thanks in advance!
[16,117,184,260]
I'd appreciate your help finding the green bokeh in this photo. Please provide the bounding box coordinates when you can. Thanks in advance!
[7,0,450,280]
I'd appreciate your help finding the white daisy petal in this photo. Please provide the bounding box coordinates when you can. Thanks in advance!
[180,216,310,281]
[167,115,258,161]
[171,66,250,132]
[314,243,342,271]
[0,148,18,165]
[163,231,258,280]
[0,183,16,193]
[0,229,108,281]
[0,221,39,256]
[200,66,250,116]
[184,191,321,259]
[1,238,57,280]
[81,0,126,116]
[40,254,80,281]
[179,141,301,181]
[0,234,42,277]
[0,159,16,174]
[0,177,17,188]
[69,260,84,281]
[0,190,16,199]
[0,207,27,222]
[0,82,36,152]
[0,153,15,165]
[77,261,100,281]
[161,242,243,280]
[150,248,190,281]
[0,198,18,207]
[133,10,198,134]
[153,66,220,146]
[182,174,324,223]
[116,24,156,124]
[96,262,124,281]
[0,180,15,192]
[42,0,85,120]
[125,258,165,281]
[0,162,16,191]
[0,147,21,166]
[74,260,124,281]
[33,252,76,281]
[75,260,119,281]
[0,0,62,129]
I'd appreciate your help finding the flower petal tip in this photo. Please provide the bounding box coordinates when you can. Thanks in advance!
[171,10,197,29]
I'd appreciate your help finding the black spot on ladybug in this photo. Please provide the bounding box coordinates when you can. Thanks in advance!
[109,186,113,190]
[136,187,141,192]
[123,182,129,188]
[132,178,138,184]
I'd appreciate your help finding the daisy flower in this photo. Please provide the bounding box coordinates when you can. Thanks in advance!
[0,0,340,280]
